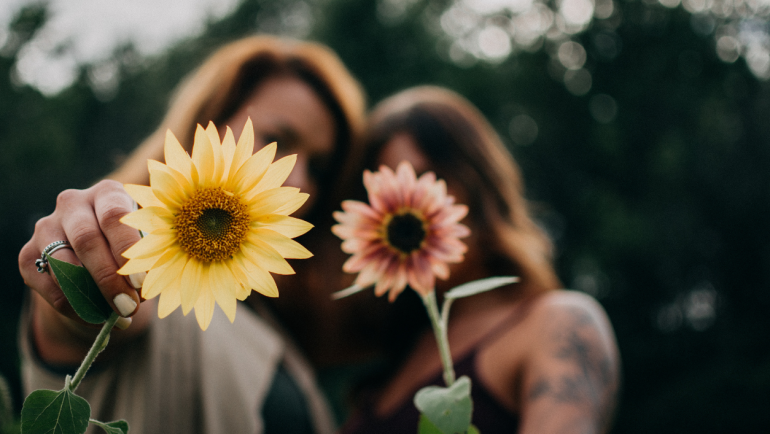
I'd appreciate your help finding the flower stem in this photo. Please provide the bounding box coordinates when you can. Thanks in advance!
[422,292,455,386]
[69,312,119,393]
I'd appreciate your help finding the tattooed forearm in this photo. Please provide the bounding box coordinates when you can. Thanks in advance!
[528,306,618,430]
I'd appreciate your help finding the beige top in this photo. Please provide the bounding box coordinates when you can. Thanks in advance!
[20,303,335,434]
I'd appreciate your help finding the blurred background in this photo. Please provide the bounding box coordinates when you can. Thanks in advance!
[1,0,769,432]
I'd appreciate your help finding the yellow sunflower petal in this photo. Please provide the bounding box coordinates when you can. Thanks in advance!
[121,231,176,260]
[141,251,187,300]
[191,124,215,187]
[242,236,295,275]
[234,252,279,297]
[221,127,237,181]
[194,285,216,331]
[157,277,182,318]
[124,184,163,208]
[205,121,226,184]
[148,160,192,198]
[273,193,309,216]
[229,142,276,193]
[164,129,194,183]
[120,207,173,234]
[150,168,186,208]
[254,154,297,192]
[252,215,313,238]
[117,256,161,276]
[230,118,255,179]
[180,259,203,315]
[246,187,301,216]
[225,259,253,300]
[209,262,237,323]
[252,228,313,259]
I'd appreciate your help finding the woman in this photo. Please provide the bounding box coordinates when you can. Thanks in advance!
[17,35,366,434]
[340,86,620,433]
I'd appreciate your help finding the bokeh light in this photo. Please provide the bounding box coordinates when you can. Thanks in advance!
[433,0,770,96]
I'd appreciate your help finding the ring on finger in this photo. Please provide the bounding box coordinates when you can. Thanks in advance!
[35,240,72,273]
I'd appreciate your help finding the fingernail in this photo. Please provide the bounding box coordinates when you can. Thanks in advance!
[115,317,133,330]
[114,293,137,317]
[128,271,146,289]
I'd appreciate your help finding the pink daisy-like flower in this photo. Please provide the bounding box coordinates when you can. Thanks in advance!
[332,161,470,301]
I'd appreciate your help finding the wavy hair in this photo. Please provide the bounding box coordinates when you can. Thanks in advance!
[364,86,561,294]
[108,35,366,215]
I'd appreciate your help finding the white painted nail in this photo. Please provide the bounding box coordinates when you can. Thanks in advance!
[115,317,133,330]
[113,293,137,317]
[128,271,146,289]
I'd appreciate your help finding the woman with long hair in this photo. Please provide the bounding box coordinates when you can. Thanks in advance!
[18,35,366,434]
[340,86,620,433]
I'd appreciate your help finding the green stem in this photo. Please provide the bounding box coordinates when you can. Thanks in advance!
[69,312,119,393]
[422,292,455,386]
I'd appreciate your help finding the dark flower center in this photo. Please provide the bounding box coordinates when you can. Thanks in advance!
[197,209,232,239]
[386,212,426,254]
[175,187,250,262]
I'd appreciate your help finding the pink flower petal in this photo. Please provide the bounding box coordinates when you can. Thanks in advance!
[406,252,435,296]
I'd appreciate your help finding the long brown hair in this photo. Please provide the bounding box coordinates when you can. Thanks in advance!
[364,86,561,295]
[108,35,366,216]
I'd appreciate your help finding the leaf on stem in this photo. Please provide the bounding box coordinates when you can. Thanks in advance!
[444,276,519,300]
[21,389,90,434]
[90,419,130,434]
[414,376,473,434]
[418,415,444,434]
[48,256,113,324]
[330,284,368,300]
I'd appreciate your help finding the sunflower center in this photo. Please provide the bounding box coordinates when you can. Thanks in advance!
[175,187,250,262]
[385,211,427,254]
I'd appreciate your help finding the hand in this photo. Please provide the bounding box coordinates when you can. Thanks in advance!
[19,180,143,323]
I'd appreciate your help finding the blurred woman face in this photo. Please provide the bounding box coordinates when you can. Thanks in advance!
[224,75,336,217]
[376,132,470,207]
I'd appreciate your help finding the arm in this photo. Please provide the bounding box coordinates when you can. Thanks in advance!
[518,291,620,434]
[18,180,152,364]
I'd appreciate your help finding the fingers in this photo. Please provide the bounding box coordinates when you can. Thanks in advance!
[20,180,144,322]
[19,235,78,319]
[61,180,141,317]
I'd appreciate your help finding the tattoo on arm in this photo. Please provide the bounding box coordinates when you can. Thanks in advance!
[527,307,618,430]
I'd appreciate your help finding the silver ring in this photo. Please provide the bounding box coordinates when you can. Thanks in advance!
[35,240,71,273]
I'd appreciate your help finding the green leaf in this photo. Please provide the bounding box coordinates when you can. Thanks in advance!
[21,389,90,434]
[418,414,445,434]
[48,256,113,324]
[89,419,129,434]
[418,416,481,434]
[444,277,519,300]
[414,376,473,434]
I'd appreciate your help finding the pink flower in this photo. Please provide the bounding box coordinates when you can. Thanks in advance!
[332,161,470,301]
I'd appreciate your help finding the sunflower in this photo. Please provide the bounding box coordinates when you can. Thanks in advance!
[117,119,313,330]
[332,161,470,301]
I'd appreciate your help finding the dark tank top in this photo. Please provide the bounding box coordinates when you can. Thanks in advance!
[341,302,533,434]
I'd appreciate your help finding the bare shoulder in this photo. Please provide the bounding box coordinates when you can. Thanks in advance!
[530,290,616,342]
[517,290,620,434]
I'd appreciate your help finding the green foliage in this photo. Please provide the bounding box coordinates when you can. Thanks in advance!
[444,277,519,300]
[418,416,478,434]
[47,257,113,324]
[20,389,90,434]
[414,376,473,434]
[89,419,129,434]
